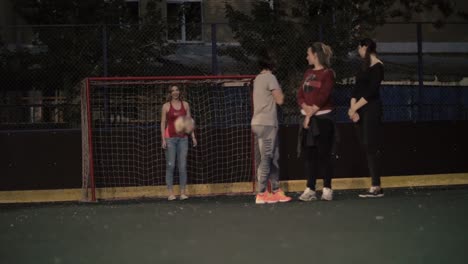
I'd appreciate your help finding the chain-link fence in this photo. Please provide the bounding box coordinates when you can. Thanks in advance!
[1,22,467,130]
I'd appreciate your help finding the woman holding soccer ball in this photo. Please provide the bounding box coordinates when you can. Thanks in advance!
[161,85,197,201]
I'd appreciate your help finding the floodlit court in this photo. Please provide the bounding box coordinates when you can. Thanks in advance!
[1,187,468,264]
[2,1,468,264]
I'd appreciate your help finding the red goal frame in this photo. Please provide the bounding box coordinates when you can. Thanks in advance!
[82,75,256,202]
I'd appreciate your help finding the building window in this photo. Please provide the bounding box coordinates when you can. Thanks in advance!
[167,0,202,42]
[125,0,140,23]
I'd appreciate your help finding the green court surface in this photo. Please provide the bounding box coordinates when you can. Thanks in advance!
[1,187,468,264]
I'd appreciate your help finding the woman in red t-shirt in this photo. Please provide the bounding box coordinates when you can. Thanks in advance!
[160,85,197,201]
[297,42,336,202]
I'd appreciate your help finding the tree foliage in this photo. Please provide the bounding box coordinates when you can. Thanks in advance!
[224,0,463,88]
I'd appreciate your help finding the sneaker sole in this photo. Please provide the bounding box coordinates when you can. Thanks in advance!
[299,197,317,202]
[321,197,333,201]
[358,194,384,198]
[255,201,278,204]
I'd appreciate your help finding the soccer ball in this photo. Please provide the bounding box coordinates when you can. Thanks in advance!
[183,117,195,134]
[174,116,185,134]
[174,116,195,134]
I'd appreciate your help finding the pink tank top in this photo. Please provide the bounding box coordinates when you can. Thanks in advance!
[165,101,187,138]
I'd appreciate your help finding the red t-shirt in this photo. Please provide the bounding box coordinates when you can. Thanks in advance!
[297,68,334,111]
[165,101,187,138]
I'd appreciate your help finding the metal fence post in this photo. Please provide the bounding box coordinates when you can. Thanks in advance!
[102,24,110,125]
[416,22,424,121]
[211,23,219,75]
[319,24,323,42]
[102,24,108,77]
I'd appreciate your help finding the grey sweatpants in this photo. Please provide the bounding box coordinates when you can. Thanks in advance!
[252,125,280,193]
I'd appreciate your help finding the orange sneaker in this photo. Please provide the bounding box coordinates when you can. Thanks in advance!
[271,189,292,203]
[255,192,277,204]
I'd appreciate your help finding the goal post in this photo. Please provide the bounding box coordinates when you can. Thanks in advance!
[81,75,256,201]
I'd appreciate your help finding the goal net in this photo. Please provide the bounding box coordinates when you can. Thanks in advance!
[81,76,256,201]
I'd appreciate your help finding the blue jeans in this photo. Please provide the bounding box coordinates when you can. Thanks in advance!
[165,137,188,190]
[252,125,280,193]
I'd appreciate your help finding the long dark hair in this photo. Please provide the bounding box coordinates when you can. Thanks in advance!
[309,42,333,68]
[166,85,183,102]
[360,38,377,71]
[257,49,275,71]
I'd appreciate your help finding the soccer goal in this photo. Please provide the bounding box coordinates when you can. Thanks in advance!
[81,75,256,201]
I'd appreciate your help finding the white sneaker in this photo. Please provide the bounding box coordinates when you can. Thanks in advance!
[180,194,189,200]
[168,195,176,201]
[321,187,333,201]
[359,186,384,198]
[299,188,317,201]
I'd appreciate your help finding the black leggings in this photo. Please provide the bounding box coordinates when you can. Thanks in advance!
[356,105,382,186]
[303,118,335,190]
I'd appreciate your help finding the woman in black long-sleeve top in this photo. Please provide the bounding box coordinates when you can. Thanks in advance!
[348,38,385,198]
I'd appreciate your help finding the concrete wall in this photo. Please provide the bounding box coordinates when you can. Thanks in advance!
[374,0,468,49]
[139,0,255,42]
[137,0,468,46]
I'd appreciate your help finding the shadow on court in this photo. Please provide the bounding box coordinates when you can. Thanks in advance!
[1,187,468,264]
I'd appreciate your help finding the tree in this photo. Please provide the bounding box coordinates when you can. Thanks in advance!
[0,0,174,127]
[223,0,463,88]
[12,0,172,77]
[222,0,465,122]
